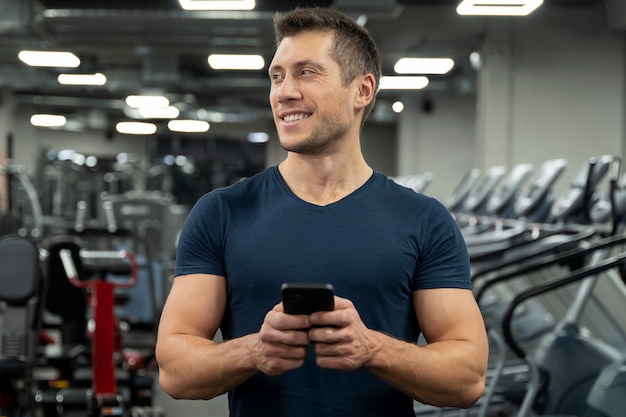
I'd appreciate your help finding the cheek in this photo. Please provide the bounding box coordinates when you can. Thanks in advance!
[269,90,279,107]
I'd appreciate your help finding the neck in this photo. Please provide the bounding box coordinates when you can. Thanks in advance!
[278,154,373,206]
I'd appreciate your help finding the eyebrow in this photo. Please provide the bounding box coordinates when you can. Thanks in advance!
[267,59,328,79]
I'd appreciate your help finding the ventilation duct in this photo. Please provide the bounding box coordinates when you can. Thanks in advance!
[0,0,30,33]
[142,55,181,86]
[331,0,402,20]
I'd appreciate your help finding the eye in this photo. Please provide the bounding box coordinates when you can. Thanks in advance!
[270,72,284,82]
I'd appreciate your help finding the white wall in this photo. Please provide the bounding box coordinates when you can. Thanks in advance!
[397,94,477,202]
[388,5,626,204]
[477,7,625,195]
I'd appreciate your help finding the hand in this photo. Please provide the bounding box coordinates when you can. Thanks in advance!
[308,296,380,371]
[251,303,311,376]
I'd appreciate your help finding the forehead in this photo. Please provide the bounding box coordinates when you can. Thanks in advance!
[270,30,335,68]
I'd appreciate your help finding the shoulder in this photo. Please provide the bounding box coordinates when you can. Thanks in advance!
[180,167,278,241]
[194,166,277,207]
[371,172,447,212]
[368,173,458,238]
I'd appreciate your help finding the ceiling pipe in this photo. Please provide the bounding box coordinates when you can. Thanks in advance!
[39,8,275,22]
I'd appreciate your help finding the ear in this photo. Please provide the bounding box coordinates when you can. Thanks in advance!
[354,73,376,111]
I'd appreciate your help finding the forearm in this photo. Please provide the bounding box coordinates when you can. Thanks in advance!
[156,333,259,400]
[365,331,487,408]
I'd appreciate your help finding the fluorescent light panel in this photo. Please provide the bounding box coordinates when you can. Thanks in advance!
[208,54,265,70]
[168,120,210,133]
[58,72,107,86]
[30,114,67,127]
[179,0,255,10]
[247,132,269,143]
[379,76,429,90]
[457,0,543,16]
[394,58,455,75]
[18,50,80,68]
[125,95,169,109]
[116,121,157,135]
[139,106,180,119]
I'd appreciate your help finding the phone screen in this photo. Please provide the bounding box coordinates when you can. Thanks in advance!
[281,282,334,315]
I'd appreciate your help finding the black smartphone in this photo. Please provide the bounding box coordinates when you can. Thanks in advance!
[281,282,335,315]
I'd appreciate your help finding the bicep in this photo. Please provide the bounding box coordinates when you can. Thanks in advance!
[158,273,227,341]
[413,288,486,345]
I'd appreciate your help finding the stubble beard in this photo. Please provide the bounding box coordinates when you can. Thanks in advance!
[279,112,351,156]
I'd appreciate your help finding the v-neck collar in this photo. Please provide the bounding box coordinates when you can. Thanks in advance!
[271,165,377,211]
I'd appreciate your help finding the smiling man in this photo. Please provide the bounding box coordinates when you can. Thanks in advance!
[156,7,488,417]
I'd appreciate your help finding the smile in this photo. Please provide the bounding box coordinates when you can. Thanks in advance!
[282,113,310,122]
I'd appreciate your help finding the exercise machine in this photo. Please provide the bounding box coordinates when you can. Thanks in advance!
[501,251,626,416]
[0,235,43,417]
[0,162,44,240]
[446,167,481,213]
[39,239,161,416]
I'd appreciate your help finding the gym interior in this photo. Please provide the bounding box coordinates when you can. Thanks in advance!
[1,0,626,416]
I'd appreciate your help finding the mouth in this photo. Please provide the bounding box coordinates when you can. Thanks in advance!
[281,113,311,123]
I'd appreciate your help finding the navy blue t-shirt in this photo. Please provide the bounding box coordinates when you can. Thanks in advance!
[175,166,470,417]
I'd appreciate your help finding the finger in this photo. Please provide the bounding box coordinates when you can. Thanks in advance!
[267,307,310,331]
[260,325,310,346]
[308,296,356,326]
[257,352,307,376]
[312,341,363,372]
[308,325,343,344]
[309,308,354,328]
[332,295,354,310]
[254,333,309,376]
[260,342,309,360]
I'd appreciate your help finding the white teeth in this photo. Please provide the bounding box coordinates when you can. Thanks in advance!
[283,113,309,122]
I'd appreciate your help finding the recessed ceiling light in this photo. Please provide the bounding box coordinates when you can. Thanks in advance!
[58,72,107,86]
[392,101,405,113]
[394,58,455,75]
[457,0,543,16]
[168,120,210,133]
[208,54,265,70]
[116,121,157,135]
[125,95,169,109]
[379,76,429,90]
[18,50,80,68]
[30,114,67,127]
[178,0,255,10]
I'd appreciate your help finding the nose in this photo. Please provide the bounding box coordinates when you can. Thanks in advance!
[274,74,302,103]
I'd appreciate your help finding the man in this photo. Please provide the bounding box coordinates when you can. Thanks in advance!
[156,6,488,417]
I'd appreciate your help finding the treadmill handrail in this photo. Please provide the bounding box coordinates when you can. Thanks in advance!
[470,226,596,280]
[467,223,594,263]
[471,229,594,281]
[501,251,626,359]
[474,232,626,304]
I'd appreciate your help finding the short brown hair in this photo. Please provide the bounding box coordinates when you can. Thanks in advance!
[273,7,381,125]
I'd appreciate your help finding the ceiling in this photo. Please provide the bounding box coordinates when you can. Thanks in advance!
[0,0,615,131]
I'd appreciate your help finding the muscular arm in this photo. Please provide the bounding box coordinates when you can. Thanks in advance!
[156,274,311,400]
[155,274,254,399]
[310,288,488,408]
